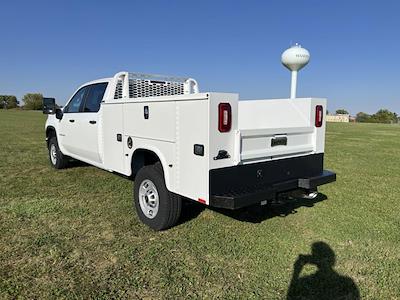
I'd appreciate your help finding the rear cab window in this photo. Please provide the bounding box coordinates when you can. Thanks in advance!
[63,82,108,113]
[84,83,108,113]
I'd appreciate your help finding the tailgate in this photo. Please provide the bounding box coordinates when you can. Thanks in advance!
[237,98,326,163]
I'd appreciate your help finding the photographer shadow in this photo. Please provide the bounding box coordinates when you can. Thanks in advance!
[287,242,359,300]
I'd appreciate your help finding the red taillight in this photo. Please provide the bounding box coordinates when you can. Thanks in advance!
[315,105,323,127]
[218,103,232,132]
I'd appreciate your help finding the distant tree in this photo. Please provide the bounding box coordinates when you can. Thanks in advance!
[23,93,43,110]
[356,112,371,123]
[0,95,18,109]
[370,109,398,124]
[336,109,349,115]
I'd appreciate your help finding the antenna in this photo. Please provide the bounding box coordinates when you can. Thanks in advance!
[281,43,310,99]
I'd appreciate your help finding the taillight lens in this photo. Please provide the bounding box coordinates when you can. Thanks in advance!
[315,105,323,127]
[218,103,232,132]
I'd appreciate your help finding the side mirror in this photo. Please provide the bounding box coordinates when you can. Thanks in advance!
[55,108,63,120]
[43,97,56,114]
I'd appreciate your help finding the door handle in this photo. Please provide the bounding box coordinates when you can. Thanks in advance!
[69,119,75,123]
[89,120,96,124]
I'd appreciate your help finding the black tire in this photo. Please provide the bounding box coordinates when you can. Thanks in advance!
[134,162,181,230]
[48,137,69,169]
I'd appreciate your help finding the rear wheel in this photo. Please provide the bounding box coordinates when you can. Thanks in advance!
[48,137,69,169]
[134,162,181,230]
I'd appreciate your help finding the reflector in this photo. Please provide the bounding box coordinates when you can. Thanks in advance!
[315,105,323,127]
[218,103,232,132]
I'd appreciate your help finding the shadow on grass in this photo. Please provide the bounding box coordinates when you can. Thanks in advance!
[287,241,360,300]
[66,159,89,168]
[176,193,328,226]
[177,200,206,225]
[211,193,328,223]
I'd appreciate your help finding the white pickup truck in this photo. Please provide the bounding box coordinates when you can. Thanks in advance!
[44,49,335,230]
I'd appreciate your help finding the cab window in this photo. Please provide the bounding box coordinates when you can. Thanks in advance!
[64,86,89,113]
[84,83,108,112]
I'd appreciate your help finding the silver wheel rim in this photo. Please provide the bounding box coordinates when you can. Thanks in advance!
[50,144,57,165]
[138,179,159,219]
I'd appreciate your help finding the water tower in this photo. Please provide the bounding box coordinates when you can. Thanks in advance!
[281,43,310,99]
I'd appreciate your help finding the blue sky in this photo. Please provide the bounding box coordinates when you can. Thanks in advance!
[0,0,399,115]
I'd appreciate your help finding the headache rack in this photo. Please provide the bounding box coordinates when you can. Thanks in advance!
[113,71,199,99]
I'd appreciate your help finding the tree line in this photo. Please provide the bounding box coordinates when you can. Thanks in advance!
[1,93,43,110]
[356,109,399,124]
[2,94,400,124]
[326,108,399,124]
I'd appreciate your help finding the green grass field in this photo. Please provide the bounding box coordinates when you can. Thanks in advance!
[1,110,399,299]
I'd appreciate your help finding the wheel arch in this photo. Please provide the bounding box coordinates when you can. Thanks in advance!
[130,147,172,191]
[45,126,57,146]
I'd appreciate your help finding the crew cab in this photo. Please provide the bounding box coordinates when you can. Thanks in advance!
[44,71,336,230]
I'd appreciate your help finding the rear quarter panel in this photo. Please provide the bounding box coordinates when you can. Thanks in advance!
[175,98,209,202]
[208,93,239,170]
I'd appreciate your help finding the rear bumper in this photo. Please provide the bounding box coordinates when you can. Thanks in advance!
[209,154,336,209]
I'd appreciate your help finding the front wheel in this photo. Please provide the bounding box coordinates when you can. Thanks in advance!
[48,137,69,169]
[134,163,181,230]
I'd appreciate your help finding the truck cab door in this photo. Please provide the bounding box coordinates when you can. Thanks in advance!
[76,82,108,163]
[59,85,90,156]
[59,83,108,164]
